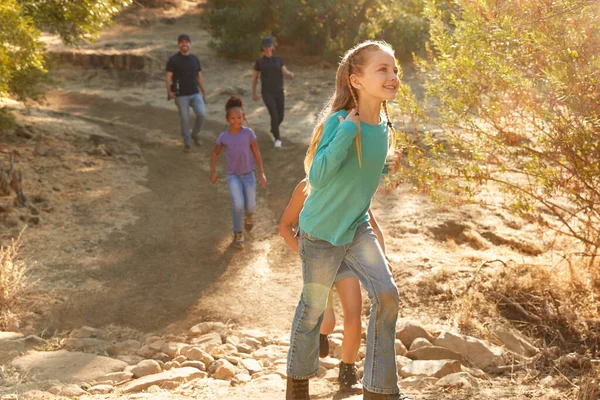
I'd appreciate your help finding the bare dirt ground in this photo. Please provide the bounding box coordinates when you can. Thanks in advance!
[0,1,579,399]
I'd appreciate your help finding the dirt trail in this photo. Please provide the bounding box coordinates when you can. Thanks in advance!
[40,90,307,334]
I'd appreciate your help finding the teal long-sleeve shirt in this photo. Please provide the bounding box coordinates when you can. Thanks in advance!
[299,109,389,246]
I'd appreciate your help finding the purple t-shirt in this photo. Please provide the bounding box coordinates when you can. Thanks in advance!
[216,127,257,176]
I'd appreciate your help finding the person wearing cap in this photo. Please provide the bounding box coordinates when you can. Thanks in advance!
[252,36,294,148]
[165,33,207,152]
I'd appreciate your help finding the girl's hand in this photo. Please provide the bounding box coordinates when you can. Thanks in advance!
[252,93,259,102]
[385,149,403,175]
[258,172,267,188]
[287,71,294,79]
[339,108,360,128]
[210,172,218,184]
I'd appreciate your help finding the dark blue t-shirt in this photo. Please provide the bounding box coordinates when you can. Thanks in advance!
[254,55,285,93]
[166,53,202,96]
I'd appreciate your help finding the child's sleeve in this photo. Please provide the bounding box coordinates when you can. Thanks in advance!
[216,132,224,147]
[308,113,358,189]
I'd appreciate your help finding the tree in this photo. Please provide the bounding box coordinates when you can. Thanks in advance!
[408,0,600,262]
[0,0,132,126]
[202,0,446,60]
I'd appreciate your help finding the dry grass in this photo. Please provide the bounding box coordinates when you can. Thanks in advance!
[0,228,32,329]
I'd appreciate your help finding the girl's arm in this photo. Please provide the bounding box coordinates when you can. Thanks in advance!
[210,145,222,183]
[309,110,360,189]
[279,180,308,253]
[250,140,267,188]
[368,208,392,271]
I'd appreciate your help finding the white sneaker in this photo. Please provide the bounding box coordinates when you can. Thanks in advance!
[274,140,282,148]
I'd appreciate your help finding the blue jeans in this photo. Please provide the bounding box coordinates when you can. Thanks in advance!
[287,222,400,394]
[227,172,256,232]
[175,93,205,146]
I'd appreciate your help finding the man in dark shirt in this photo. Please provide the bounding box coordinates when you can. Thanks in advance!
[252,37,294,148]
[165,34,207,152]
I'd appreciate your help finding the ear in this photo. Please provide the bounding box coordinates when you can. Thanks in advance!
[349,74,362,90]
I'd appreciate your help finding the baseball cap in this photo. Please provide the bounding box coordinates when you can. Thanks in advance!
[178,34,191,43]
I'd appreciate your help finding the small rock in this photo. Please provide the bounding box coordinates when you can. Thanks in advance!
[183,347,214,365]
[189,322,214,337]
[493,325,538,357]
[152,352,171,363]
[226,335,240,347]
[252,345,289,361]
[320,356,339,369]
[241,329,268,343]
[396,320,435,348]
[163,361,180,370]
[405,346,469,366]
[323,368,339,381]
[240,358,262,374]
[395,339,408,356]
[181,360,206,371]
[225,354,241,365]
[212,359,236,380]
[434,331,503,370]
[173,355,187,363]
[131,359,162,378]
[244,337,262,348]
[232,373,251,385]
[237,343,253,354]
[48,383,86,397]
[192,332,222,346]
[87,384,114,394]
[400,376,438,389]
[162,342,186,358]
[136,344,157,358]
[409,337,433,351]
[96,370,134,384]
[396,355,412,371]
[436,372,479,389]
[64,338,107,352]
[120,367,207,393]
[107,339,141,357]
[400,359,462,379]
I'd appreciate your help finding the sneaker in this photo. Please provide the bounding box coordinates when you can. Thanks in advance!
[192,136,202,146]
[183,144,191,153]
[244,214,254,232]
[233,231,244,249]
[319,334,329,358]
[274,139,282,148]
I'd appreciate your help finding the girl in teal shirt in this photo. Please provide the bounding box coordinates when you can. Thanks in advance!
[285,41,410,400]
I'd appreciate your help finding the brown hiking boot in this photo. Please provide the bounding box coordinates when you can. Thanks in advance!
[286,377,309,400]
[319,334,329,358]
[338,361,362,394]
[183,144,191,153]
[233,231,244,249]
[244,214,254,232]
[192,136,202,146]
[363,389,412,399]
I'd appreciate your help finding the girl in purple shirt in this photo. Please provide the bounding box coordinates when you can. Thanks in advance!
[210,96,267,249]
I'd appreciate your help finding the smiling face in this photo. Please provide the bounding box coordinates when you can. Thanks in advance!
[227,108,244,131]
[178,39,191,54]
[351,49,399,101]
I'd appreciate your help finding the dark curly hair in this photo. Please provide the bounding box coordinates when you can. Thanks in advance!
[225,96,244,117]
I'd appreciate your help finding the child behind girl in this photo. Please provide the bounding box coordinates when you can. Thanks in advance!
[279,178,393,395]
[285,40,410,400]
[210,96,267,249]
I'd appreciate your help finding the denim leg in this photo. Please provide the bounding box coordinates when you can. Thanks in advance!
[343,222,400,394]
[189,93,206,139]
[287,232,345,379]
[240,172,256,215]
[175,95,191,146]
[226,175,244,232]
[261,91,280,141]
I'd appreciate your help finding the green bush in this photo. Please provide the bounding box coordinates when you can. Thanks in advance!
[409,0,600,260]
[202,0,448,60]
